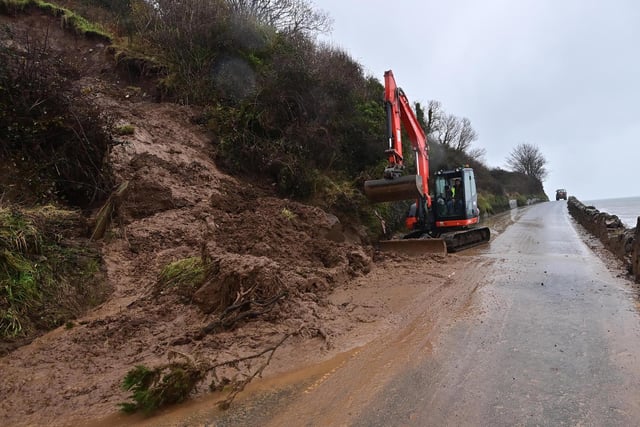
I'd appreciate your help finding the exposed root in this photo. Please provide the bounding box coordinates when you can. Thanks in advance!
[199,291,288,336]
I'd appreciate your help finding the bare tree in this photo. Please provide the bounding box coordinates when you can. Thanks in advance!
[454,117,478,152]
[423,101,478,152]
[431,113,478,152]
[226,0,332,34]
[467,146,487,163]
[425,100,443,135]
[506,143,548,181]
[437,113,460,148]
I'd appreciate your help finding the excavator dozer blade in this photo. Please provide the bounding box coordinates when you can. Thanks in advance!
[377,238,447,256]
[364,175,423,203]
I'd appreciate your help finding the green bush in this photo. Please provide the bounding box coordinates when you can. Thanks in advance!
[477,193,511,215]
[515,194,528,207]
[0,206,105,339]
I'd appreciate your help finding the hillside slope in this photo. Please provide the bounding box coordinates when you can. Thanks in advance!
[0,10,473,427]
[0,9,362,422]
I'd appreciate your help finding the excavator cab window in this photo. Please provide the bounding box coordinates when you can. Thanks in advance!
[465,170,478,217]
[433,169,478,220]
[434,175,462,218]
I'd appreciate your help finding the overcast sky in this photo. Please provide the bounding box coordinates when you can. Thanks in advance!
[312,0,640,201]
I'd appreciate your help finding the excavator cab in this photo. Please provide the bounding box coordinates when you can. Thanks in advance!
[432,168,479,223]
[404,167,481,234]
[429,167,490,251]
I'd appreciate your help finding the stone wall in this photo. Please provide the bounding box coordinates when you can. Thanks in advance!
[567,196,640,282]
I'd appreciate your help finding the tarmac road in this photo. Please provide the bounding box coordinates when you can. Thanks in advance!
[352,200,640,426]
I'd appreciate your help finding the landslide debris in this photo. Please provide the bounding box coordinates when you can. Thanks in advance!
[0,8,378,426]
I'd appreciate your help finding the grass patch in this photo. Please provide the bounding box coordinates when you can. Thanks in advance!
[0,205,107,340]
[158,257,205,300]
[0,0,112,42]
[115,124,135,135]
[280,208,296,221]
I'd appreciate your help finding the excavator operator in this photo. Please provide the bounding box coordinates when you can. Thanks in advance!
[453,179,464,214]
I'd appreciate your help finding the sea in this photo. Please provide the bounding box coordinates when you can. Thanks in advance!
[583,196,640,228]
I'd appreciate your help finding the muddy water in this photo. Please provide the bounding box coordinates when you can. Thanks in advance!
[354,201,640,425]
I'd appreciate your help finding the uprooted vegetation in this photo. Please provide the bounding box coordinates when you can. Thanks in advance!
[120,333,291,414]
[112,185,373,413]
[119,333,290,414]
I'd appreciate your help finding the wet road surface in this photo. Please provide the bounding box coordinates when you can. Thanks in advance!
[354,201,640,426]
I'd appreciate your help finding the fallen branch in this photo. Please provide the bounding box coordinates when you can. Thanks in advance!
[91,181,129,240]
[216,333,291,409]
[119,333,291,413]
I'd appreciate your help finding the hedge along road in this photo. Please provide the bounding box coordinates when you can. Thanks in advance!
[256,200,640,426]
[349,200,640,426]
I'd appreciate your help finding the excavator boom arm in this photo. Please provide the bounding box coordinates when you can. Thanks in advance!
[383,70,431,207]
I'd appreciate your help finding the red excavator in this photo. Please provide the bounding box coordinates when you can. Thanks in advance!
[364,70,490,253]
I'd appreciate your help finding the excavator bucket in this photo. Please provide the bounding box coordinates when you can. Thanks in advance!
[376,237,447,256]
[364,175,423,203]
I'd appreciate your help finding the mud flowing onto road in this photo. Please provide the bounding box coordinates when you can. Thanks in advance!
[118,255,492,427]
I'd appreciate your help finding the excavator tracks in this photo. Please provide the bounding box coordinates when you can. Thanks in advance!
[441,226,491,252]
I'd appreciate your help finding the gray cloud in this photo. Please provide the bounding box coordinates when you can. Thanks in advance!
[314,0,640,199]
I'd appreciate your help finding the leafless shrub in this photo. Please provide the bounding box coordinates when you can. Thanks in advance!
[227,0,332,35]
[0,26,113,206]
